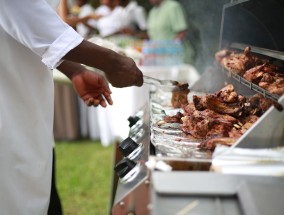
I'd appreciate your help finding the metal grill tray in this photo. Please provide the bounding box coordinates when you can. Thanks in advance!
[219,43,284,107]
[150,90,212,160]
[218,67,283,111]
[221,67,281,101]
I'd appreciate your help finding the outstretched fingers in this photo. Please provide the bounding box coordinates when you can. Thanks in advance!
[103,91,113,105]
[84,94,112,108]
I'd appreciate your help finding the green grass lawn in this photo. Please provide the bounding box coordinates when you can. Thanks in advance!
[54,140,114,215]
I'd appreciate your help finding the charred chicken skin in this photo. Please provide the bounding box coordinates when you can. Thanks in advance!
[193,84,246,117]
[259,74,284,95]
[215,47,266,76]
[171,82,190,108]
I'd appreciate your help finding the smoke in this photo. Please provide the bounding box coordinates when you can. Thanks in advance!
[179,0,231,74]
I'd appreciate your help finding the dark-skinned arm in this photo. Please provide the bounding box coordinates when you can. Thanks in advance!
[62,40,143,88]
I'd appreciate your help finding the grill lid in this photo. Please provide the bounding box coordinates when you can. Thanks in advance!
[220,0,284,52]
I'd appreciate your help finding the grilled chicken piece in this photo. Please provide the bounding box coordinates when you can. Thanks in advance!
[262,64,284,77]
[171,87,190,108]
[229,114,259,137]
[259,74,284,95]
[193,84,246,117]
[220,47,255,75]
[215,49,231,62]
[216,47,266,76]
[193,95,207,110]
[198,115,259,150]
[238,115,259,133]
[216,84,239,103]
[243,63,284,85]
[181,115,209,138]
[181,109,239,139]
[193,84,238,111]
[244,94,274,116]
[164,112,184,124]
[183,103,196,115]
[206,95,245,117]
[243,64,266,83]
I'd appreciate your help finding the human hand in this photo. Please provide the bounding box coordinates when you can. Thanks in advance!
[71,70,113,108]
[120,28,135,35]
[89,13,103,20]
[103,53,143,88]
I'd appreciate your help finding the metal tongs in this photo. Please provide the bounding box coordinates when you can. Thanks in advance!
[143,75,189,91]
[143,75,179,86]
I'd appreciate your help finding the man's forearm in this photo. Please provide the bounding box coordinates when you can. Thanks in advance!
[62,40,117,74]
[61,39,144,88]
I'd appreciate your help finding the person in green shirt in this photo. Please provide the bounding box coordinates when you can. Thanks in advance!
[147,0,195,64]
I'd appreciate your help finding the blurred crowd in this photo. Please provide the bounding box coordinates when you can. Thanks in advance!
[59,0,148,39]
[56,0,195,65]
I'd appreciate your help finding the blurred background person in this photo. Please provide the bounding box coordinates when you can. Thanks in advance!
[58,0,105,38]
[147,0,195,64]
[116,0,148,39]
[84,0,119,37]
[95,0,113,16]
[75,0,100,38]
[94,0,124,38]
[58,0,95,29]
[75,0,117,38]
[92,0,147,39]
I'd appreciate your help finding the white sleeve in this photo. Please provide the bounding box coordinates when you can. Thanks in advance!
[0,0,84,69]
[134,7,147,31]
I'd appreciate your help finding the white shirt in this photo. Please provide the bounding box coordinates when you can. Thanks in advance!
[123,1,147,31]
[77,4,112,38]
[77,4,95,38]
[96,6,126,37]
[96,2,147,38]
[95,4,112,16]
[0,0,83,214]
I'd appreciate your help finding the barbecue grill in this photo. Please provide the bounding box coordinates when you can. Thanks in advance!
[111,0,284,214]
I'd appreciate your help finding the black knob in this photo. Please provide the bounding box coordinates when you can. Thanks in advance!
[127,116,140,127]
[114,158,136,178]
[119,137,139,157]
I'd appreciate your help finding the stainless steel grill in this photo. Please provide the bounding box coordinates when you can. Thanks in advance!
[111,0,284,214]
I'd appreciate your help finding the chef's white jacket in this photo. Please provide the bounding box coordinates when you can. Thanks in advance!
[0,0,83,214]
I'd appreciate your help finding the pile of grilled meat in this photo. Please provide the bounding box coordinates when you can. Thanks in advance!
[215,47,284,95]
[161,47,283,151]
[164,84,275,150]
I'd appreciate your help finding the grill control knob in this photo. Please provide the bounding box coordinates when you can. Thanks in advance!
[127,116,140,127]
[119,137,138,157]
[114,158,140,183]
[119,137,144,160]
